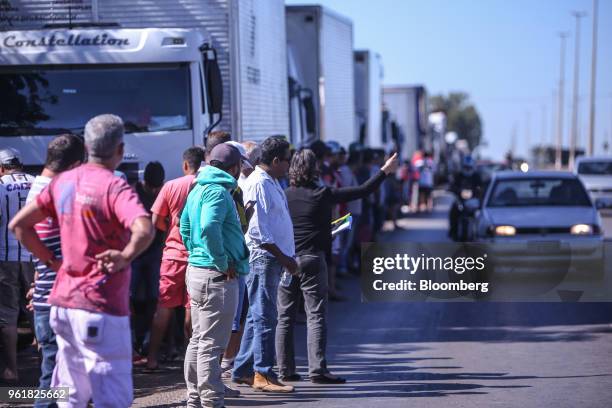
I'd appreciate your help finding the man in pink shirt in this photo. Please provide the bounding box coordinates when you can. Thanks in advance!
[10,114,154,407]
[144,146,205,371]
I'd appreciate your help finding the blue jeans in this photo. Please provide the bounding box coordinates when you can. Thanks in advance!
[232,255,281,379]
[33,309,58,408]
[338,214,360,272]
[232,275,246,332]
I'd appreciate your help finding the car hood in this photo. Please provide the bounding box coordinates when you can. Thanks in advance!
[484,206,598,228]
[578,175,612,190]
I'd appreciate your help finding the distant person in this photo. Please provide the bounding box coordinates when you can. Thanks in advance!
[0,147,35,384]
[232,136,297,393]
[278,149,398,384]
[339,152,363,274]
[25,135,84,408]
[220,141,256,378]
[417,152,435,212]
[448,155,482,240]
[180,143,249,407]
[131,161,165,356]
[206,131,232,157]
[144,147,205,371]
[240,141,262,186]
[9,114,154,407]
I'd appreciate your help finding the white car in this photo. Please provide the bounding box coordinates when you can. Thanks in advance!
[474,171,604,274]
[575,156,612,201]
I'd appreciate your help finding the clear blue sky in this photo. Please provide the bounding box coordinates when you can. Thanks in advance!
[286,0,612,160]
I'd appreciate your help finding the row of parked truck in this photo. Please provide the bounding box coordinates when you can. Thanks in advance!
[0,0,430,180]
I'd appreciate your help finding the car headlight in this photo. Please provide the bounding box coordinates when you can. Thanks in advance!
[570,224,594,235]
[495,225,516,236]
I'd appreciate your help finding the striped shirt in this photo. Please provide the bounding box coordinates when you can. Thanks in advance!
[26,176,59,311]
[0,172,34,262]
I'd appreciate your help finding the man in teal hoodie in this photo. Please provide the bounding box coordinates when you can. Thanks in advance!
[180,143,249,408]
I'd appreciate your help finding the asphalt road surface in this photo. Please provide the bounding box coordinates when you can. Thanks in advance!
[12,193,612,407]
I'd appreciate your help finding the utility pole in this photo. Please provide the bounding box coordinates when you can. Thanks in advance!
[541,104,547,147]
[551,90,557,145]
[587,0,599,156]
[511,122,517,153]
[556,32,569,169]
[569,11,586,170]
[525,110,531,159]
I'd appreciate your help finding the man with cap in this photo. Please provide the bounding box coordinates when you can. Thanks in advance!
[0,147,35,384]
[180,143,249,408]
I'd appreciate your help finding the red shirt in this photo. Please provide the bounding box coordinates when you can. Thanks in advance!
[151,174,195,262]
[36,164,148,316]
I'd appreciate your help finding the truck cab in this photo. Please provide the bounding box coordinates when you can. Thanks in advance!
[0,27,221,181]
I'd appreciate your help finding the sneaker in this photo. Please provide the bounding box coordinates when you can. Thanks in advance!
[232,376,254,387]
[253,372,294,393]
[224,385,240,398]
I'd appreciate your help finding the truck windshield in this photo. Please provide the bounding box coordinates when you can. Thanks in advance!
[0,63,191,136]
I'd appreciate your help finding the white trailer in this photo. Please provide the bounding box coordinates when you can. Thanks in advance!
[354,50,383,149]
[286,5,355,149]
[383,85,429,160]
[0,0,289,180]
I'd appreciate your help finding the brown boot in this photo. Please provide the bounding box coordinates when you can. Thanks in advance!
[253,372,294,393]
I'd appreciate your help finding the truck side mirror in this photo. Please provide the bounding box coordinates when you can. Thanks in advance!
[200,43,223,116]
[302,95,316,134]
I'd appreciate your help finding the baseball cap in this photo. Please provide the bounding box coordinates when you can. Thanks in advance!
[209,143,242,168]
[326,141,343,155]
[225,141,253,169]
[0,148,22,165]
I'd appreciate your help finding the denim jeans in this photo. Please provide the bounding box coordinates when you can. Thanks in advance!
[232,275,246,332]
[232,254,281,379]
[33,309,58,408]
[338,214,360,272]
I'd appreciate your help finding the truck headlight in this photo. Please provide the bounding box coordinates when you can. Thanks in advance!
[495,225,516,236]
[570,224,593,235]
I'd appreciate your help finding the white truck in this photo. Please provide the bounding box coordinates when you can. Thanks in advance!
[286,5,355,149]
[382,85,429,160]
[354,49,383,150]
[0,0,289,180]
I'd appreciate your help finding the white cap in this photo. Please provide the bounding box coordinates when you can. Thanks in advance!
[0,148,22,165]
[225,141,253,169]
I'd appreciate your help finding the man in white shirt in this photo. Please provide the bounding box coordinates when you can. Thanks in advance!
[232,136,297,393]
[0,148,35,383]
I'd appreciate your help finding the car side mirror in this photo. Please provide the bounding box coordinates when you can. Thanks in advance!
[595,198,612,210]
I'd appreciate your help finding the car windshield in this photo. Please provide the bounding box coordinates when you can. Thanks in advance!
[487,178,591,207]
[577,161,612,175]
[0,63,191,136]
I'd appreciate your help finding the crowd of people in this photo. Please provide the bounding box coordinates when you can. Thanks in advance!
[1,113,414,407]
